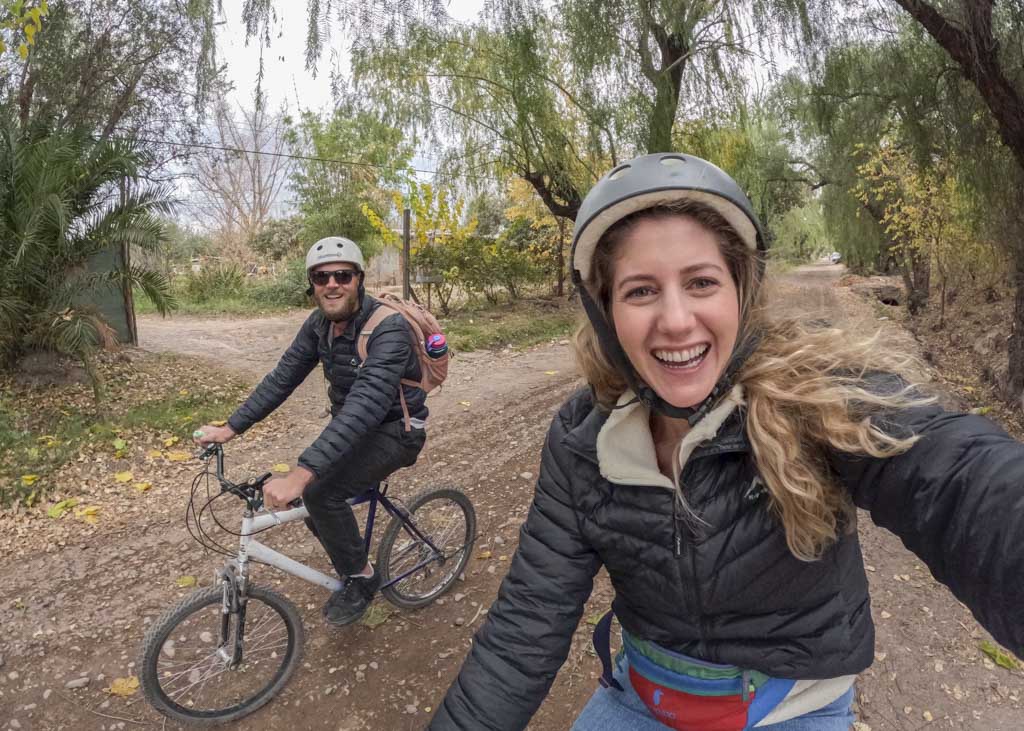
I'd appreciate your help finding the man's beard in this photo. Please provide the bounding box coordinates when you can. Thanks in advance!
[316,289,360,322]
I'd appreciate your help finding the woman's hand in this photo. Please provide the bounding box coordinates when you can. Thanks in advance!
[193,424,236,445]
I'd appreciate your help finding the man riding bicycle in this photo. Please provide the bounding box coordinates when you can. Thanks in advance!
[194,236,427,626]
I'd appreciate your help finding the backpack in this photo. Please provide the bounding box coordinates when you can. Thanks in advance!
[357,293,450,430]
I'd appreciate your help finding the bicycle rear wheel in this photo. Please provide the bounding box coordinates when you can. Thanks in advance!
[139,583,303,726]
[378,488,476,609]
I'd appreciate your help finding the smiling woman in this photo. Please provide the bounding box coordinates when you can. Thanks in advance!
[428,153,1024,731]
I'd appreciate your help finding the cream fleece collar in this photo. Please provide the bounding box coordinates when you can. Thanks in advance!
[595,385,746,490]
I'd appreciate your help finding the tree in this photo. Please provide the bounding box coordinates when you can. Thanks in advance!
[1,1,47,60]
[853,144,983,321]
[466,190,507,237]
[1,1,219,148]
[884,0,1024,400]
[289,102,413,258]
[363,181,478,314]
[343,1,812,224]
[190,97,293,260]
[250,216,305,262]
[504,177,567,295]
[0,124,175,400]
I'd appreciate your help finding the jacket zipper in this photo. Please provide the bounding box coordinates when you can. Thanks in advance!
[675,477,708,645]
[672,499,681,556]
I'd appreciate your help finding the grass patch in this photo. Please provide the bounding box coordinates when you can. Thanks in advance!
[135,294,300,317]
[0,355,249,507]
[441,297,578,352]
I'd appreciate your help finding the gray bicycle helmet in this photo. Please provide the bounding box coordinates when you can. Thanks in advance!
[570,152,768,423]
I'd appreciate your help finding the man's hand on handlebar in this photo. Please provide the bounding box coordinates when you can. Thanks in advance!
[193,424,237,446]
[264,466,315,511]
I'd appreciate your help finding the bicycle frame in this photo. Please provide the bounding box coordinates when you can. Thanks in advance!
[232,482,448,594]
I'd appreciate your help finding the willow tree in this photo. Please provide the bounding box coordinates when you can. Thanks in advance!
[254,1,815,224]
[1,0,220,145]
[884,0,1024,401]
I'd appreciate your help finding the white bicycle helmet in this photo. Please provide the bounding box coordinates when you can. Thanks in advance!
[570,152,768,424]
[305,236,365,273]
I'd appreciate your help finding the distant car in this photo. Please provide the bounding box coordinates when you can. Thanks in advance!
[828,252,842,264]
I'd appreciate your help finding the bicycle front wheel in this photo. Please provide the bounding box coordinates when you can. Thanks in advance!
[139,584,304,726]
[378,488,476,609]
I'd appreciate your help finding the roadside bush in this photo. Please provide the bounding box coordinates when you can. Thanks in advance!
[247,258,310,308]
[182,264,245,302]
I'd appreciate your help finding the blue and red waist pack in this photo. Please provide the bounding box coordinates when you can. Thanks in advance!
[592,611,796,731]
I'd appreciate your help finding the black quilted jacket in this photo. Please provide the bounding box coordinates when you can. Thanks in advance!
[227,295,426,477]
[430,387,1024,730]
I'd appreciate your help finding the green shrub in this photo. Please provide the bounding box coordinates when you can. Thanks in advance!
[182,264,246,302]
[246,258,310,308]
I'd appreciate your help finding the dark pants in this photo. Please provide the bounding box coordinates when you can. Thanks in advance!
[302,420,426,577]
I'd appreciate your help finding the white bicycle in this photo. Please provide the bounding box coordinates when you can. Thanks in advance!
[139,444,476,726]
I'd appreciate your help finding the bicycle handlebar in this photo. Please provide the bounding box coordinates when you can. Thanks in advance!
[195,444,280,507]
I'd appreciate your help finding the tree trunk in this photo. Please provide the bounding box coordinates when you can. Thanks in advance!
[556,218,566,297]
[641,22,687,154]
[1007,252,1024,403]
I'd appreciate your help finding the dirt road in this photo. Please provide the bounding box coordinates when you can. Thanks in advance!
[1,265,1020,730]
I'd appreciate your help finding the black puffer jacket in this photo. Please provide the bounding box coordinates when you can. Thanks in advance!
[431,387,1024,730]
[227,295,426,477]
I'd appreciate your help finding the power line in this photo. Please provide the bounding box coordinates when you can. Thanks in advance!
[107,133,474,179]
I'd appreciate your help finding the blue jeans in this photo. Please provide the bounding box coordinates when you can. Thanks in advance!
[571,657,855,731]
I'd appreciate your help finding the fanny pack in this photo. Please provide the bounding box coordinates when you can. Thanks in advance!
[592,611,795,731]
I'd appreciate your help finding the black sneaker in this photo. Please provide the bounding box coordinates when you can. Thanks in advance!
[323,570,381,626]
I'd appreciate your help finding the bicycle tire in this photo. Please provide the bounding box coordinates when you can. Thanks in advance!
[378,488,476,609]
[139,584,304,726]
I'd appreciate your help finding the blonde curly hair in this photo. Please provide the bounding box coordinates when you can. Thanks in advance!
[574,200,932,560]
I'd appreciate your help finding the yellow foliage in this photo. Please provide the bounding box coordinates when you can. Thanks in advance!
[114,471,133,483]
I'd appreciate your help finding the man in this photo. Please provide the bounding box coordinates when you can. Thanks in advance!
[194,236,427,625]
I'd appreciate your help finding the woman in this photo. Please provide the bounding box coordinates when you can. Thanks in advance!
[429,153,1024,730]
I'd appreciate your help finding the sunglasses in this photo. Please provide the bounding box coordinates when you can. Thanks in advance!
[310,269,358,286]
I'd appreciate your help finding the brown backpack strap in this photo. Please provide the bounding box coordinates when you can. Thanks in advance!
[358,305,419,431]
[357,304,397,362]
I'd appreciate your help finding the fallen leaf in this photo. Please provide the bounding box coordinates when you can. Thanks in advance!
[114,471,133,483]
[272,463,291,473]
[112,438,127,451]
[107,676,139,697]
[969,406,992,416]
[586,613,605,626]
[166,451,191,462]
[980,641,1020,671]
[176,575,197,588]
[476,550,492,560]
[459,401,471,406]
[47,498,79,519]
[146,449,164,459]
[163,436,179,447]
[544,370,558,375]
[74,505,100,525]
[179,389,190,396]
[20,474,40,487]
[134,482,153,493]
[211,420,227,427]
[359,604,392,629]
